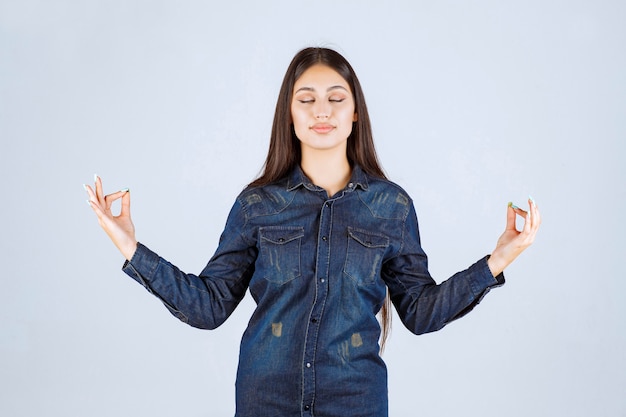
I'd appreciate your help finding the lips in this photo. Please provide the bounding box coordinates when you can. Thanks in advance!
[310,123,335,134]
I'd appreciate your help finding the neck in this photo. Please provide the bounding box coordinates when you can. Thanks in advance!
[300,149,351,197]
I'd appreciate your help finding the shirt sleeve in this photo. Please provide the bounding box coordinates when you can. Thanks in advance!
[382,203,504,335]
[122,198,257,329]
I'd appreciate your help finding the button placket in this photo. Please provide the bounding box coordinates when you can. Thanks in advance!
[301,198,333,411]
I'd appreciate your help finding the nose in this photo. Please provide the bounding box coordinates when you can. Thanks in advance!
[314,101,330,119]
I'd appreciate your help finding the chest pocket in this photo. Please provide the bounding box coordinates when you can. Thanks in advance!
[344,227,389,286]
[258,226,304,285]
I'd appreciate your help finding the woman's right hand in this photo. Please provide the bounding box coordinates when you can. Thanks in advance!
[84,175,138,261]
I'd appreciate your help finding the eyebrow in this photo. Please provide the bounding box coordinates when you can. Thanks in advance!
[294,85,350,94]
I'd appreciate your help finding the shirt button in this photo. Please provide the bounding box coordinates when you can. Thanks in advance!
[311,318,317,323]
[322,236,327,241]
[320,278,325,283]
[348,182,354,188]
[306,362,311,368]
[304,405,310,411]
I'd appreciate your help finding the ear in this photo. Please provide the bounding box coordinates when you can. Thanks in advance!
[353,112,358,122]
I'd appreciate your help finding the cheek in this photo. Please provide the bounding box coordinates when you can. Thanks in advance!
[290,111,307,138]
[341,107,357,123]
[291,111,303,126]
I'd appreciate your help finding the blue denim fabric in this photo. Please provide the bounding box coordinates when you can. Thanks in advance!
[123,165,504,417]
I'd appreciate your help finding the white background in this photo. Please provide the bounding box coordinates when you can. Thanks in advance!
[1,1,624,416]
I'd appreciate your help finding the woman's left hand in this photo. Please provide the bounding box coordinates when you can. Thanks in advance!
[487,197,542,277]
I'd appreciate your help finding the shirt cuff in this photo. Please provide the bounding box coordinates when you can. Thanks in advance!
[468,255,505,297]
[122,242,161,286]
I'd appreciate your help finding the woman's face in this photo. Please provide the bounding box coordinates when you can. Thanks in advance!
[291,64,357,156]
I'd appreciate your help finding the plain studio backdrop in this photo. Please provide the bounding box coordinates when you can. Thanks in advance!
[1,1,624,416]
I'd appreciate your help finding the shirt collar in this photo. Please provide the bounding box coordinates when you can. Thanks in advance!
[286,164,369,192]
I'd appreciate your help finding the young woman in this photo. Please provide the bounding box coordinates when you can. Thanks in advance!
[85,47,541,417]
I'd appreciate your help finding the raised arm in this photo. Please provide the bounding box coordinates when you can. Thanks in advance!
[83,176,256,329]
[384,197,540,335]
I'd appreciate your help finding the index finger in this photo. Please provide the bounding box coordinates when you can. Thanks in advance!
[103,188,130,212]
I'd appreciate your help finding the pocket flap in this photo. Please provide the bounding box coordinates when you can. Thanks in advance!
[347,228,389,248]
[260,226,305,245]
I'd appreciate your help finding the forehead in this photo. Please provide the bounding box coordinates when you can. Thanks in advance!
[294,64,351,91]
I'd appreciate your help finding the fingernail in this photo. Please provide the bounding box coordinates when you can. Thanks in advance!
[120,188,129,193]
[94,174,99,182]
[86,199,92,207]
[529,194,535,204]
[82,184,88,191]
[508,202,520,210]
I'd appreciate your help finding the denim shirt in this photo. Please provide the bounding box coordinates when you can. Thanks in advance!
[123,165,504,417]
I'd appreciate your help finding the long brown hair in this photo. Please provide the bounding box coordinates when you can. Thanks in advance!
[250,47,393,352]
